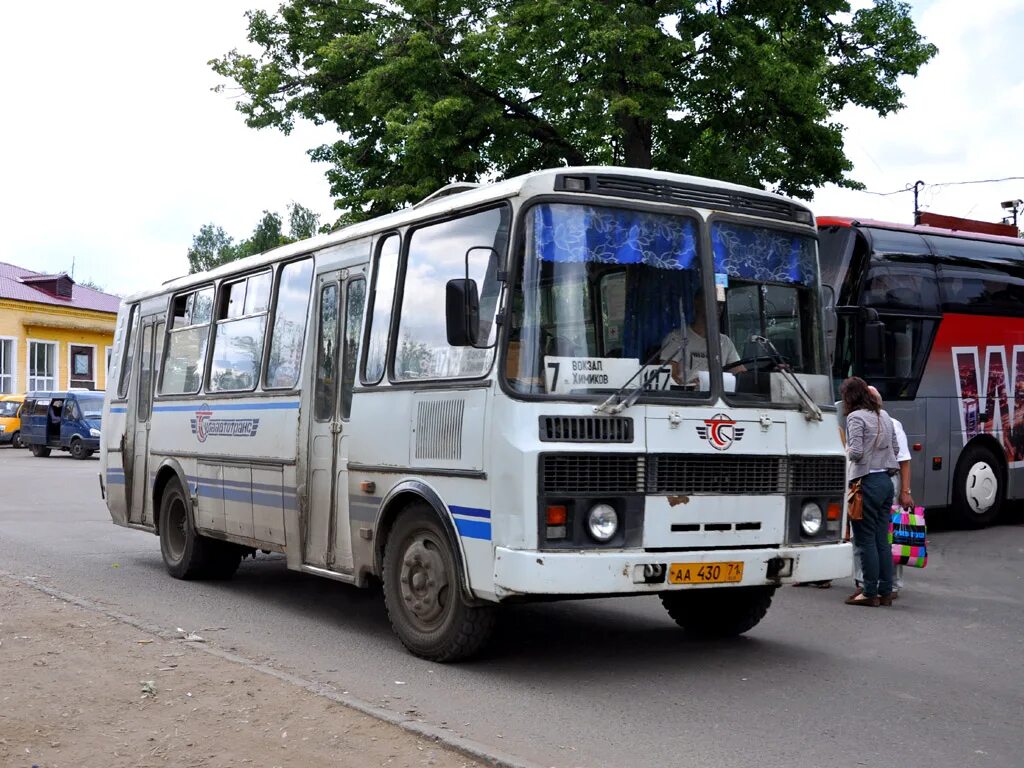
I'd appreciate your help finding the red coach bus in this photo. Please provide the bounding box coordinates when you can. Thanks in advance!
[818,216,1024,527]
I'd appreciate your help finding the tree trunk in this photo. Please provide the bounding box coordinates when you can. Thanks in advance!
[618,114,652,168]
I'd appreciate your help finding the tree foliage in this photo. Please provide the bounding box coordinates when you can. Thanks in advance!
[187,202,322,273]
[212,0,936,219]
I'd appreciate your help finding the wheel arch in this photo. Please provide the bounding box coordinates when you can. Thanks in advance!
[371,480,473,599]
[152,458,192,535]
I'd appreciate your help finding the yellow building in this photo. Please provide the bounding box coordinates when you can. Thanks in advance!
[0,262,121,394]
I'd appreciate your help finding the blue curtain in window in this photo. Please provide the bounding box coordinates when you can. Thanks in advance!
[621,269,698,359]
[533,204,698,269]
[711,222,816,285]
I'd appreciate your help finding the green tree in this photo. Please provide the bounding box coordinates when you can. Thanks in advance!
[186,203,322,273]
[212,0,936,219]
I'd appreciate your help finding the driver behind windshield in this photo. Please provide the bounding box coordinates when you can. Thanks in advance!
[659,289,744,385]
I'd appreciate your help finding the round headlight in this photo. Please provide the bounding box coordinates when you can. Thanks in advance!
[587,503,619,542]
[800,502,824,536]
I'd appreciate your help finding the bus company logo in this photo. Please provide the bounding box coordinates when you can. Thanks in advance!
[697,413,744,451]
[189,406,260,443]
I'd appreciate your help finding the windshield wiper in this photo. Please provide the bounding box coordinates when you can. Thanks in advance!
[749,335,822,421]
[593,347,670,415]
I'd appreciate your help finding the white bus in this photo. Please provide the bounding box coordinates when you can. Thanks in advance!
[101,167,851,661]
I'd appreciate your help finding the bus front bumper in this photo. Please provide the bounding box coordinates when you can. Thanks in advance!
[492,541,852,598]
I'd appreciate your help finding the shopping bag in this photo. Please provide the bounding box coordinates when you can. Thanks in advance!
[890,505,927,568]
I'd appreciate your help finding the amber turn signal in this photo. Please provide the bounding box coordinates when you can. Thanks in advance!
[546,505,568,526]
[826,502,841,521]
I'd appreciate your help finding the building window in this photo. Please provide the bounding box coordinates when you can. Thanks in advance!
[28,341,57,391]
[0,338,14,393]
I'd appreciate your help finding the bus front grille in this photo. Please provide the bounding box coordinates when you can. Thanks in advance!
[647,454,786,495]
[789,456,847,494]
[540,454,644,494]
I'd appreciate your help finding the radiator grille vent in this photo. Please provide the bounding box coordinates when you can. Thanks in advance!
[539,454,846,496]
[414,399,465,460]
[789,456,847,494]
[648,454,786,495]
[540,416,633,443]
[540,454,644,494]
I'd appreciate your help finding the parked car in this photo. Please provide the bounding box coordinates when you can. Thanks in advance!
[21,390,104,459]
[0,394,25,448]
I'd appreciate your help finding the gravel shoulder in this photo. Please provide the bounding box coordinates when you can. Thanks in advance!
[0,576,482,768]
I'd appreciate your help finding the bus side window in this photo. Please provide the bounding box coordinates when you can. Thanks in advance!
[341,277,365,419]
[266,258,314,389]
[362,235,400,384]
[117,305,139,399]
[161,287,214,395]
[210,272,273,392]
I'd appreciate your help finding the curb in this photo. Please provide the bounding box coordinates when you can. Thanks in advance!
[1,570,545,768]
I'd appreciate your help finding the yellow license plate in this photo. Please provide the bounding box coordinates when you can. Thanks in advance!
[668,561,744,585]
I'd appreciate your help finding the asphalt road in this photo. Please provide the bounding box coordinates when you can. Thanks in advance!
[1,447,1022,768]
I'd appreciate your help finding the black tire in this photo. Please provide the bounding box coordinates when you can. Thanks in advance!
[11,431,23,449]
[70,438,88,460]
[382,505,496,662]
[952,443,1004,528]
[660,586,775,639]
[29,444,51,458]
[159,482,241,580]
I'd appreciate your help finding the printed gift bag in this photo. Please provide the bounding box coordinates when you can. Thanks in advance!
[890,505,927,568]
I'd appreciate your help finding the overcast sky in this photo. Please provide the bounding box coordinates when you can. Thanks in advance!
[1,0,1021,297]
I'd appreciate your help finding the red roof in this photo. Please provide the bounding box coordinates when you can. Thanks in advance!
[816,216,1024,246]
[0,262,121,314]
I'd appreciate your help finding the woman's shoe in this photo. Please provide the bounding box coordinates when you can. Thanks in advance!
[845,593,879,607]
[879,594,894,607]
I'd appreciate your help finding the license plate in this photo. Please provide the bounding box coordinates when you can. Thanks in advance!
[668,561,744,585]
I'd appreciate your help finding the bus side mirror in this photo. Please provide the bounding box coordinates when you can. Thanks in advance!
[446,278,480,347]
[862,320,885,364]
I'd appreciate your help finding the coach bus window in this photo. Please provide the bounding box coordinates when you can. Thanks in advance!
[161,287,214,395]
[938,265,1024,316]
[315,283,339,421]
[266,259,314,389]
[341,278,365,418]
[395,206,510,380]
[117,304,139,398]
[363,235,400,384]
[861,263,938,312]
[209,271,272,392]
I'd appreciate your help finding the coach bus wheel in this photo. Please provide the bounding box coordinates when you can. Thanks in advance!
[30,445,51,458]
[159,481,241,580]
[952,444,1004,529]
[382,505,496,662]
[660,586,775,639]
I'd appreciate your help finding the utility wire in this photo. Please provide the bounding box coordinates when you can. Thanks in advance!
[862,176,1024,196]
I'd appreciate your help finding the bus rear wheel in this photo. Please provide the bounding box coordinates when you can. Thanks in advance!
[660,586,775,639]
[382,505,496,662]
[29,445,51,457]
[159,481,241,580]
[952,443,1004,528]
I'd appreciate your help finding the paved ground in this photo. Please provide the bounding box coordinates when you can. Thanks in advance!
[1,447,1023,768]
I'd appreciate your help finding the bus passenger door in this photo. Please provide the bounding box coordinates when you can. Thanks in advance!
[304,272,353,571]
[128,321,158,525]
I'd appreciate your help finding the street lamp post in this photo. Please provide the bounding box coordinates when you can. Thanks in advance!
[1001,199,1022,229]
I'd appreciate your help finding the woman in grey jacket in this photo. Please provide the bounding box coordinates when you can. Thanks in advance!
[840,376,900,607]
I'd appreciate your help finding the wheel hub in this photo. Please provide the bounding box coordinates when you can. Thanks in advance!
[399,536,449,626]
[966,461,998,514]
[165,498,187,561]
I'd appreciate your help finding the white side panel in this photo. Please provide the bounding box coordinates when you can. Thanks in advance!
[252,465,286,545]
[224,465,254,539]
[197,461,225,532]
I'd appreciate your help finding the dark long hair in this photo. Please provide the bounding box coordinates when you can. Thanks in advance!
[840,376,879,416]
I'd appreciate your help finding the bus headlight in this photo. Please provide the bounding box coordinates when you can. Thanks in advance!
[587,503,619,542]
[800,502,824,536]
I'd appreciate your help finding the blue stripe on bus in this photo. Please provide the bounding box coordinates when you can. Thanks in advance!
[449,505,491,519]
[110,407,127,414]
[453,517,491,540]
[152,401,300,413]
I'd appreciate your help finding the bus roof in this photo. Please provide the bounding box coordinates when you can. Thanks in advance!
[817,216,1024,247]
[125,166,810,305]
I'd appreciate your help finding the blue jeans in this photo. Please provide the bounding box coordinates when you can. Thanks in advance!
[851,472,895,598]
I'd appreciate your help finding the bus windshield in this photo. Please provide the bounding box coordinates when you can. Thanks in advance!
[505,203,831,407]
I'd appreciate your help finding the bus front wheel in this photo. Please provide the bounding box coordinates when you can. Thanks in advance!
[159,481,241,580]
[952,444,1004,528]
[660,585,775,639]
[382,505,496,662]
